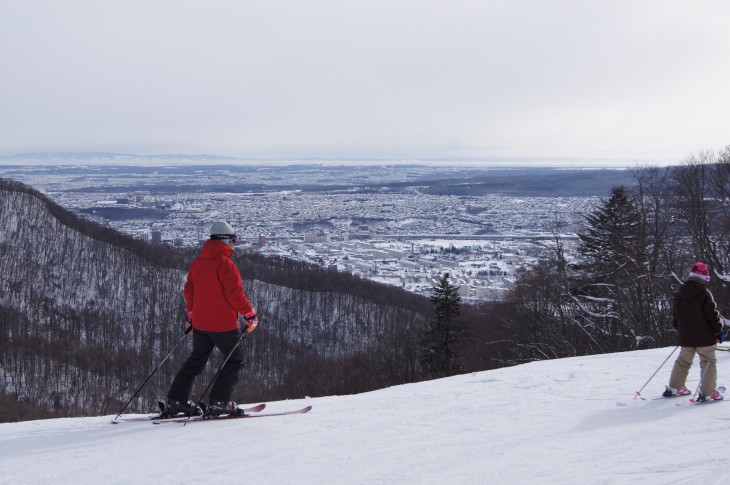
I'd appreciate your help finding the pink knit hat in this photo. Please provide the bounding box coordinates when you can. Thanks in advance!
[689,261,710,283]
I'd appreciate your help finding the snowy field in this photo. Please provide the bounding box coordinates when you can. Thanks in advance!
[1,347,729,484]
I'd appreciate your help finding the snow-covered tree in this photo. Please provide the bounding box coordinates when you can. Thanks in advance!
[573,184,681,350]
[578,185,642,278]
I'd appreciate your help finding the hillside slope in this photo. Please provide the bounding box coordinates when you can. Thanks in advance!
[1,347,728,484]
[0,179,430,420]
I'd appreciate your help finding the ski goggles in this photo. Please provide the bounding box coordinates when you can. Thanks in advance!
[212,234,237,243]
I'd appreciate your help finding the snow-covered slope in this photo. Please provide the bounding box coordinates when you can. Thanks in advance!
[1,347,729,484]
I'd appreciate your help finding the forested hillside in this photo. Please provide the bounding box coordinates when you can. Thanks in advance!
[0,179,432,421]
[490,148,730,363]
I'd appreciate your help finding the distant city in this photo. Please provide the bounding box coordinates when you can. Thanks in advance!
[0,162,626,300]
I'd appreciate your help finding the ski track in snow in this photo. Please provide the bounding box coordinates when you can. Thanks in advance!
[1,347,730,484]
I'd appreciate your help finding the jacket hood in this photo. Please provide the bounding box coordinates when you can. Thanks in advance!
[677,281,707,301]
[200,239,233,259]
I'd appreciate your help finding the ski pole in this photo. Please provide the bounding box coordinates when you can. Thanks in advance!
[112,325,192,422]
[184,328,249,425]
[635,345,678,399]
[689,352,714,403]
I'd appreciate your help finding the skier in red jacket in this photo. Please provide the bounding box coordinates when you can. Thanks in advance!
[163,220,259,417]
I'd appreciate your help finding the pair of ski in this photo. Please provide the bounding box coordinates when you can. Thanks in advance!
[650,385,726,404]
[113,403,312,424]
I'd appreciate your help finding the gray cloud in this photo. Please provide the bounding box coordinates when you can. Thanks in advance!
[1,0,729,163]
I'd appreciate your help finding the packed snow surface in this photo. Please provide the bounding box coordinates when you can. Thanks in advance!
[2,347,729,484]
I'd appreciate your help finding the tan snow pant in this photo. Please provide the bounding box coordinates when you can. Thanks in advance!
[668,346,718,396]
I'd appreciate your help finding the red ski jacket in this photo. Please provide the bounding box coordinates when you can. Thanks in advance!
[183,240,254,332]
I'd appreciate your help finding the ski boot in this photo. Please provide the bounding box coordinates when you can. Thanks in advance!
[159,399,202,418]
[697,390,724,402]
[206,400,246,417]
[662,386,690,398]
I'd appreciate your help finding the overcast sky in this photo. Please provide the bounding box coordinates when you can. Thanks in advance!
[1,0,729,164]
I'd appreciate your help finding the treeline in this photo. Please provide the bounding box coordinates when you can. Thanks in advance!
[484,147,730,365]
[0,178,192,270]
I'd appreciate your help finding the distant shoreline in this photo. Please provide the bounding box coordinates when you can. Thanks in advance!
[0,152,657,169]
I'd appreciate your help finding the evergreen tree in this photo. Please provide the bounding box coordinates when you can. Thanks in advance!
[578,185,642,279]
[575,185,654,350]
[419,273,470,378]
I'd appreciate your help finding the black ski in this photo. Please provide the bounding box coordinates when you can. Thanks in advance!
[152,405,312,424]
[113,403,266,423]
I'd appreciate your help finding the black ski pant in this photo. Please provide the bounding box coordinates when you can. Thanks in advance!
[167,328,243,404]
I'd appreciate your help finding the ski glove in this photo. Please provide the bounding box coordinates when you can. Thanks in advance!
[243,311,258,333]
[184,311,194,334]
[716,330,726,344]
